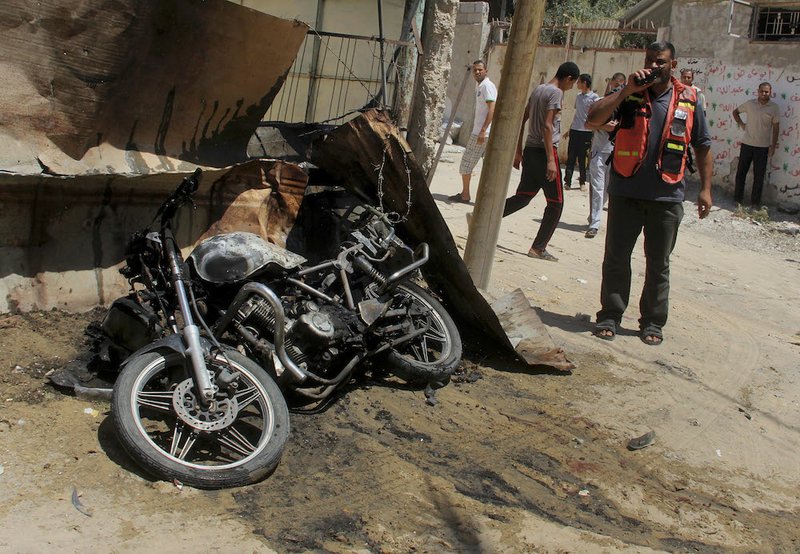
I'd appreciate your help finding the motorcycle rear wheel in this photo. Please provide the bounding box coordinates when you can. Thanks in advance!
[386,283,462,383]
[112,350,289,489]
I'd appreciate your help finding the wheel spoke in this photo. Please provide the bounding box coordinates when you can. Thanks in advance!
[410,343,427,363]
[234,385,261,411]
[423,326,446,343]
[217,426,258,457]
[169,423,197,460]
[419,335,431,362]
[137,390,174,412]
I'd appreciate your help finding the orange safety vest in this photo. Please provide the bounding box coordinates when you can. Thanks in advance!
[612,77,697,184]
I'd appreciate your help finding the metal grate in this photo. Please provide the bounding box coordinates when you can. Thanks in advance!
[263,31,416,125]
[751,5,800,41]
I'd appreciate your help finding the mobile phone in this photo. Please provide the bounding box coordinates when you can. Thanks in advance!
[634,69,660,86]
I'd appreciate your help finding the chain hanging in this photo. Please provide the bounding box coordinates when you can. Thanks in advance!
[374,137,413,223]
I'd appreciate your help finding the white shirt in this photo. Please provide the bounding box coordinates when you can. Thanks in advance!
[472,78,497,136]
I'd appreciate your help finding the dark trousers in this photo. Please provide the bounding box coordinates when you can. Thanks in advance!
[503,146,563,251]
[564,130,592,187]
[734,144,769,206]
[597,196,683,329]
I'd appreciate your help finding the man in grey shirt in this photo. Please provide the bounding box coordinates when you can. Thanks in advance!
[587,41,712,346]
[502,61,580,261]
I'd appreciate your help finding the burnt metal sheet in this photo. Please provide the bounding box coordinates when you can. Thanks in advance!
[0,0,308,176]
[491,289,575,372]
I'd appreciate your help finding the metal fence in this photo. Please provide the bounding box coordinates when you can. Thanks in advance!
[264,31,417,125]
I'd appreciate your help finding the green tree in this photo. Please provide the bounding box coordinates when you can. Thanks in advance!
[533,0,646,46]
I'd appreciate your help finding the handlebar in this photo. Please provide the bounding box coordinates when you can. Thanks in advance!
[154,168,202,229]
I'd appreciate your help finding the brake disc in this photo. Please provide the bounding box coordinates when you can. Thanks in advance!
[172,379,238,431]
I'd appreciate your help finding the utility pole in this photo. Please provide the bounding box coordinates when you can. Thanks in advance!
[463,0,546,290]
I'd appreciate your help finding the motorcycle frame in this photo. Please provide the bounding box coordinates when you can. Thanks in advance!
[210,223,432,400]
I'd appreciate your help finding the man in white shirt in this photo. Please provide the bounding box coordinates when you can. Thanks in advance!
[733,82,781,206]
[563,74,599,191]
[451,60,497,203]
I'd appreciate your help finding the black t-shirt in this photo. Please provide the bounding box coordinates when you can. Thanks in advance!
[609,85,711,202]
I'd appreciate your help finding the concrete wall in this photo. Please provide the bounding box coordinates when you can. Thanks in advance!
[669,0,800,207]
[238,0,404,34]
[0,174,197,313]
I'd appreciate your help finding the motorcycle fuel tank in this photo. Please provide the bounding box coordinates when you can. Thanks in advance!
[189,232,306,284]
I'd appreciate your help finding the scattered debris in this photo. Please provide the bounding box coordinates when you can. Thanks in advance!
[655,359,698,381]
[539,275,548,282]
[576,278,588,285]
[83,407,99,417]
[71,487,92,517]
[738,407,752,420]
[773,222,800,236]
[716,449,722,457]
[423,384,438,407]
[74,386,113,402]
[578,488,590,497]
[627,430,656,451]
[0,464,4,476]
[173,479,184,491]
[0,316,20,329]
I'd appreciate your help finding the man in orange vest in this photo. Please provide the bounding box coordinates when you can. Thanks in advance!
[586,41,712,346]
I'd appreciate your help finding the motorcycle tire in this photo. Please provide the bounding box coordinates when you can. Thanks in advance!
[386,282,462,383]
[112,350,289,489]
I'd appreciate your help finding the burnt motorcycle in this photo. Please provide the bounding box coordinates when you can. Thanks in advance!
[103,168,462,488]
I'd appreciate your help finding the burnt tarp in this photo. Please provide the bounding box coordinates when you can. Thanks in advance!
[0,0,308,175]
[312,110,574,372]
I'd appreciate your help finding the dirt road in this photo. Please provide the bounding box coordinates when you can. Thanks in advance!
[1,149,799,552]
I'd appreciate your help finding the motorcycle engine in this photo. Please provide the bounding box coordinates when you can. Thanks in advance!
[237,297,353,373]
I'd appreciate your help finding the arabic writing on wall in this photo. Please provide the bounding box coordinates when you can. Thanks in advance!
[685,58,800,202]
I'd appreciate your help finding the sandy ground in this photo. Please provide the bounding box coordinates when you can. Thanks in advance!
[1,146,799,553]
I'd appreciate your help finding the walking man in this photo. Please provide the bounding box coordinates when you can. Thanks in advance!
[584,72,626,238]
[451,60,497,203]
[503,61,580,261]
[563,74,599,191]
[733,82,780,207]
[587,41,712,345]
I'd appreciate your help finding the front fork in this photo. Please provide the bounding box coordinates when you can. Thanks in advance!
[165,234,216,405]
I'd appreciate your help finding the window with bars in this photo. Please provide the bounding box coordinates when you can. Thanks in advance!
[751,5,800,41]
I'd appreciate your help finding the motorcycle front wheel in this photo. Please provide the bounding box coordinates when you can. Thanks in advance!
[111,350,289,489]
[386,283,462,383]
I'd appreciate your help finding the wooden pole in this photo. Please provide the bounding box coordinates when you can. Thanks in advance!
[462,0,546,290]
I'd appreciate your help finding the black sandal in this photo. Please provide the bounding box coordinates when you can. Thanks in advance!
[593,319,617,341]
[639,323,663,346]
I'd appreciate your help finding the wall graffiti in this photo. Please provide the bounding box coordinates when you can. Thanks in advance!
[685,58,800,204]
